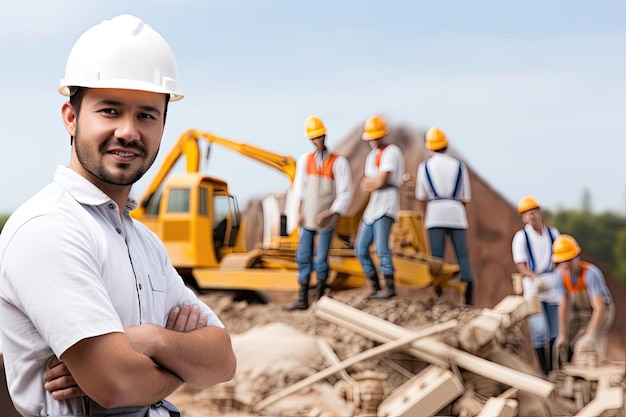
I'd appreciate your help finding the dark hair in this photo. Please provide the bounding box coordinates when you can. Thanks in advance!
[68,87,169,121]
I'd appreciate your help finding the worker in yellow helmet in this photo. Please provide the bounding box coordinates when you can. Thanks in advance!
[356,115,405,299]
[511,195,560,376]
[284,115,353,310]
[0,15,235,416]
[552,234,614,368]
[415,126,474,305]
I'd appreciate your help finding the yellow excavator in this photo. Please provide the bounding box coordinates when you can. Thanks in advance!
[131,129,461,301]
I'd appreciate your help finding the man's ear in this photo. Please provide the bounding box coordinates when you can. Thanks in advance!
[61,102,77,137]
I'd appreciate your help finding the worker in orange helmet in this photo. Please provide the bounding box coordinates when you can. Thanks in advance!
[512,195,561,376]
[356,115,405,299]
[552,234,614,368]
[415,126,474,305]
[284,115,353,310]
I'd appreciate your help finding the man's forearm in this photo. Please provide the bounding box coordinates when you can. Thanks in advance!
[149,326,236,389]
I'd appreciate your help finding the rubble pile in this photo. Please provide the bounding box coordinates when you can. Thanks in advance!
[166,288,625,416]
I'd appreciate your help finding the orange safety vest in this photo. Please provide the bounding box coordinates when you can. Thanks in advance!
[374,145,388,168]
[306,152,338,178]
[561,261,590,293]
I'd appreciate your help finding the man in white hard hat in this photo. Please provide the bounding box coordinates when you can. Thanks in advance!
[0,15,236,416]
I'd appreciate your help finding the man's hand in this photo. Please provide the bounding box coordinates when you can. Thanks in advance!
[315,210,336,228]
[125,303,208,357]
[553,335,569,369]
[43,357,85,400]
[166,302,208,333]
[574,332,597,354]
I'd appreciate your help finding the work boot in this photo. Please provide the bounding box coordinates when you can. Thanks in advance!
[282,285,309,311]
[535,347,549,376]
[366,274,382,299]
[315,281,327,301]
[370,275,396,299]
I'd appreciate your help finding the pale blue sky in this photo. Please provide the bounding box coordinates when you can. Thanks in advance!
[2,1,626,214]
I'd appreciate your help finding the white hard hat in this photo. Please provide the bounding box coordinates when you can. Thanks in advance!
[59,14,183,101]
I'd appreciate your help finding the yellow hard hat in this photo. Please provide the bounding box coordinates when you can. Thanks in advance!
[425,126,448,151]
[552,234,581,263]
[518,195,540,214]
[362,115,388,141]
[304,115,326,139]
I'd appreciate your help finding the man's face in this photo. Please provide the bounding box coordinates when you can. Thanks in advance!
[521,207,542,230]
[310,136,325,152]
[63,88,166,190]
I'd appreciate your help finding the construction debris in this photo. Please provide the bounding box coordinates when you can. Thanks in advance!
[165,290,624,416]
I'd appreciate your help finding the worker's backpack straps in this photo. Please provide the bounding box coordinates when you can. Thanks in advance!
[424,160,463,200]
[523,226,556,273]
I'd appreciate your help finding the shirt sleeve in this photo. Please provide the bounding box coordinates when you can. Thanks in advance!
[292,153,308,203]
[584,264,611,301]
[330,155,353,215]
[379,145,404,186]
[511,229,529,264]
[415,162,429,201]
[2,215,124,357]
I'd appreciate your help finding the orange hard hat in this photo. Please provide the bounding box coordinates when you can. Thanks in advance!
[425,126,448,151]
[362,115,388,141]
[552,234,581,263]
[304,115,326,139]
[518,195,540,214]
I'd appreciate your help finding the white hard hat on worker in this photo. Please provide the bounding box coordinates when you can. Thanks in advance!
[59,14,184,101]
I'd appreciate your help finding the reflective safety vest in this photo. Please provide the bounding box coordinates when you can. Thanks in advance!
[302,152,339,231]
[562,261,590,293]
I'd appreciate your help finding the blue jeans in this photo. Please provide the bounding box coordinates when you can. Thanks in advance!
[296,227,334,286]
[356,216,394,276]
[428,227,474,283]
[528,301,559,348]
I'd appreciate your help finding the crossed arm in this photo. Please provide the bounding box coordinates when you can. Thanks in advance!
[44,302,236,408]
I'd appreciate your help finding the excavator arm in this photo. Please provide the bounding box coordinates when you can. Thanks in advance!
[134,128,297,217]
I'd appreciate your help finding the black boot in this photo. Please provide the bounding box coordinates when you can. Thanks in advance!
[464,281,473,306]
[371,274,396,299]
[366,274,382,299]
[315,281,327,301]
[282,285,309,311]
[547,339,555,375]
[535,347,549,376]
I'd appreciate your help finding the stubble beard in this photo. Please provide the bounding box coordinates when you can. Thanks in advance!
[74,126,159,186]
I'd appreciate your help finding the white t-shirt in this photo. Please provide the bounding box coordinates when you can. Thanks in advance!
[362,144,405,224]
[512,223,560,304]
[415,152,470,229]
[0,166,223,416]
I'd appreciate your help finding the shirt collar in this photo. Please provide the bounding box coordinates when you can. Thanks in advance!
[52,165,138,212]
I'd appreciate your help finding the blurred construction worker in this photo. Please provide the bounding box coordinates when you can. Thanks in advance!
[415,126,474,305]
[284,115,352,310]
[552,234,614,368]
[511,196,560,376]
[0,15,235,416]
[356,115,405,299]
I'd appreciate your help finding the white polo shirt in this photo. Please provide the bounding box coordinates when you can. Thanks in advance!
[415,152,471,229]
[0,165,223,416]
[362,144,405,224]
